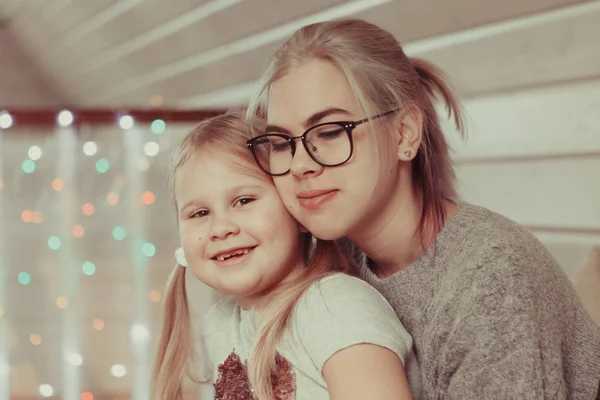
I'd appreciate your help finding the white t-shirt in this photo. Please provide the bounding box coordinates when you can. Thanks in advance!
[195,273,421,399]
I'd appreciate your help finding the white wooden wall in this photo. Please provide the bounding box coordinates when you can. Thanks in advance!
[444,78,600,289]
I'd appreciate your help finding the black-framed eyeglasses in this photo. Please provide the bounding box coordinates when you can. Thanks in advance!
[246,109,399,176]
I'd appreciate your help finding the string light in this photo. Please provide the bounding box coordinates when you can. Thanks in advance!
[82,261,96,276]
[39,384,54,397]
[106,192,119,205]
[95,158,110,173]
[48,236,62,250]
[81,391,94,400]
[144,141,159,156]
[22,159,35,174]
[142,242,156,257]
[0,111,12,129]
[18,272,31,286]
[73,224,85,238]
[29,334,41,346]
[21,210,33,223]
[118,115,134,130]
[112,226,126,241]
[92,318,105,331]
[68,353,83,366]
[83,141,97,156]
[111,364,127,378]
[148,290,162,303]
[141,191,155,205]
[82,203,95,216]
[28,146,42,160]
[149,95,163,107]
[57,110,74,127]
[150,118,166,134]
[56,297,69,309]
[52,178,64,191]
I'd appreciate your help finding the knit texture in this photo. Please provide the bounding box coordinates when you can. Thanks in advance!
[349,202,600,399]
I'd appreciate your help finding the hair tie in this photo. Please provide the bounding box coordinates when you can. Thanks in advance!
[174,247,188,267]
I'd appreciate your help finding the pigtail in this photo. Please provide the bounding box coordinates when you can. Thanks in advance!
[153,265,191,400]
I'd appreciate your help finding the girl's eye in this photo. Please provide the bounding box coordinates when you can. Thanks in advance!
[235,197,255,207]
[190,209,209,219]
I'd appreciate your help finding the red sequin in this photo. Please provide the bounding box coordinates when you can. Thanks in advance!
[213,351,296,400]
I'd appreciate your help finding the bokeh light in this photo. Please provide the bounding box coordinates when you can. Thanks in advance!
[68,353,83,366]
[92,318,105,331]
[52,178,64,191]
[18,272,32,286]
[82,203,95,216]
[73,224,85,238]
[22,159,35,174]
[21,210,33,223]
[142,242,156,257]
[142,191,155,205]
[0,179,3,190]
[0,306,4,318]
[82,261,96,276]
[28,146,42,160]
[56,297,69,309]
[111,364,127,378]
[150,118,166,134]
[119,115,134,130]
[95,158,110,173]
[57,110,74,127]
[81,391,94,400]
[112,226,126,241]
[83,141,97,156]
[29,334,41,346]
[149,290,162,303]
[106,192,119,205]
[149,95,163,107]
[144,141,159,156]
[48,236,62,250]
[0,111,13,129]
[39,384,54,397]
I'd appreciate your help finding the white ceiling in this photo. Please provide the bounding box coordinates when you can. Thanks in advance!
[0,0,599,398]
[1,0,599,109]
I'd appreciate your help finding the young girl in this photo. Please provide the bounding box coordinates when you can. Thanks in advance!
[153,111,419,400]
[245,19,600,399]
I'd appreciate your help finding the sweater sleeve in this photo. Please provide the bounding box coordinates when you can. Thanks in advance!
[443,260,551,399]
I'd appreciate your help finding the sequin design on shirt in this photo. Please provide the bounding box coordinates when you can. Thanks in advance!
[214,351,296,400]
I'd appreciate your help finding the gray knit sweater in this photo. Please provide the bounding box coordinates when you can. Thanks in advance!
[344,202,600,399]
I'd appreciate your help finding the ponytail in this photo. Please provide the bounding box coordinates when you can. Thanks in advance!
[409,57,466,242]
[248,238,357,400]
[410,57,465,135]
[153,265,191,400]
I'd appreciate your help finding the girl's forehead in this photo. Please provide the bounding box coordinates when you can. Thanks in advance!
[174,151,272,200]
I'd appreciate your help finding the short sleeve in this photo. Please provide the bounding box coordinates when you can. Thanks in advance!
[294,274,413,372]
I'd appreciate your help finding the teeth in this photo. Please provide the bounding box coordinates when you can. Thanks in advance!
[216,248,249,261]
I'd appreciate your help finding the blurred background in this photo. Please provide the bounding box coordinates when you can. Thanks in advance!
[0,0,599,399]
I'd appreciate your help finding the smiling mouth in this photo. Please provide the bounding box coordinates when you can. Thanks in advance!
[212,247,256,261]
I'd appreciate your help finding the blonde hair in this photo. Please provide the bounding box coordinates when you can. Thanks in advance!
[152,110,357,399]
[247,19,466,240]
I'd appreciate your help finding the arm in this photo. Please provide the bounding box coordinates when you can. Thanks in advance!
[323,343,413,400]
